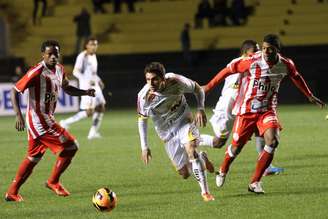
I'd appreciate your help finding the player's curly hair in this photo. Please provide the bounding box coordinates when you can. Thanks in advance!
[263,34,281,51]
[41,40,60,52]
[144,62,166,78]
[240,40,259,56]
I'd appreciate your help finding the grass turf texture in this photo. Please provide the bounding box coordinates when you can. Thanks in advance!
[1,105,327,218]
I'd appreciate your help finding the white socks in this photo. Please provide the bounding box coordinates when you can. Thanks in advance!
[199,134,214,147]
[63,111,88,126]
[190,158,209,194]
[88,112,104,137]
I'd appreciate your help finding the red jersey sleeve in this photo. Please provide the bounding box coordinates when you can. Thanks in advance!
[286,58,313,97]
[14,65,42,93]
[204,59,251,93]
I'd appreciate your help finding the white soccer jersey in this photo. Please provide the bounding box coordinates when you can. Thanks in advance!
[73,51,99,90]
[137,73,196,141]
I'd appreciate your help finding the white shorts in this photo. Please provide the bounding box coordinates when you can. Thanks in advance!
[80,86,106,110]
[164,122,200,170]
[209,95,236,139]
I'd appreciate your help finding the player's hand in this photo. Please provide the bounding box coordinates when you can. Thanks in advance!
[308,95,326,108]
[194,109,207,127]
[86,89,96,97]
[15,114,25,131]
[141,148,152,165]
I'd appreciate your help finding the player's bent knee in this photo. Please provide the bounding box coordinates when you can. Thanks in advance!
[179,169,190,179]
[59,142,79,157]
[86,109,94,117]
[213,137,227,148]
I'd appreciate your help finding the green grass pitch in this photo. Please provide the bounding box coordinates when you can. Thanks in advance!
[1,105,328,218]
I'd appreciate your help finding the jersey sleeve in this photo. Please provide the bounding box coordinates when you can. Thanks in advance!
[204,58,251,93]
[14,66,40,93]
[73,53,84,78]
[137,89,148,117]
[286,58,313,97]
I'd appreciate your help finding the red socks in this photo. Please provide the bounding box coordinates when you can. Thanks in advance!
[7,158,38,195]
[251,150,274,183]
[219,152,235,174]
[48,156,72,184]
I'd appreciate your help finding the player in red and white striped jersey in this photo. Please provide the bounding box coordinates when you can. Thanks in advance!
[5,40,95,202]
[204,34,325,194]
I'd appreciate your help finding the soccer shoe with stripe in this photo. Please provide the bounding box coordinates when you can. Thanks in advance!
[248,181,265,194]
[45,181,70,196]
[201,193,215,202]
[199,151,214,173]
[263,166,284,176]
[87,132,102,140]
[5,193,24,202]
[215,171,226,188]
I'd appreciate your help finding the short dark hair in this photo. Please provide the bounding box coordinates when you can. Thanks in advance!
[263,34,281,51]
[144,62,166,78]
[84,37,98,48]
[240,40,258,55]
[41,40,60,52]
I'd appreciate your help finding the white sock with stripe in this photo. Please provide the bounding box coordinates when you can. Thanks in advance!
[190,158,209,194]
[63,111,88,126]
[199,134,214,147]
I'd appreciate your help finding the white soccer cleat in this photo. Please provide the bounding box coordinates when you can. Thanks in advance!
[59,120,69,129]
[248,181,265,194]
[215,171,226,188]
[325,114,328,120]
[88,132,102,140]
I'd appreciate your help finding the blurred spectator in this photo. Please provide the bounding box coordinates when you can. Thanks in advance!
[230,0,247,25]
[180,23,192,65]
[114,0,136,13]
[92,0,107,14]
[194,0,214,28]
[33,0,47,25]
[74,8,91,54]
[212,0,228,26]
[11,66,24,83]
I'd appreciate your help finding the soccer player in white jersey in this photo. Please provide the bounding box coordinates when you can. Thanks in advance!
[137,62,215,202]
[60,37,106,139]
[200,40,284,176]
[204,34,325,193]
[5,40,95,202]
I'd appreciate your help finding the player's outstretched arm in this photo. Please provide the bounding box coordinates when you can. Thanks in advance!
[203,67,235,94]
[10,88,25,131]
[193,83,207,127]
[62,78,95,97]
[138,116,152,164]
[288,68,325,108]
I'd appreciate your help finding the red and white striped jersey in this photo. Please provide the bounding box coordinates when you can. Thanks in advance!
[231,52,312,115]
[15,61,65,139]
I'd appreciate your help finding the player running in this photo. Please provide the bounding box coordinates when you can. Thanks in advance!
[203,34,325,194]
[137,62,215,202]
[200,40,284,176]
[5,40,95,202]
[60,37,106,140]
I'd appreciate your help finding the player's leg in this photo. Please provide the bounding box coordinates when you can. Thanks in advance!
[5,139,46,202]
[216,114,256,188]
[254,131,284,176]
[200,97,235,148]
[59,96,94,129]
[249,111,281,194]
[88,88,106,139]
[44,129,79,196]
